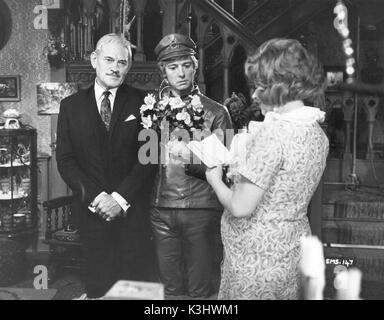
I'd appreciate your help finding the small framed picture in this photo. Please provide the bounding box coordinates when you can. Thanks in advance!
[324,67,345,91]
[37,82,78,115]
[0,75,21,101]
[42,0,62,9]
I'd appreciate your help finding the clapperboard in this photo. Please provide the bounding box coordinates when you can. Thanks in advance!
[324,256,356,299]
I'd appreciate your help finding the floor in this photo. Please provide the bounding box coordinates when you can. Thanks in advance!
[5,250,384,300]
[8,251,221,300]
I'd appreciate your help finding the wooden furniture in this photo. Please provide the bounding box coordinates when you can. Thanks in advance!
[0,126,38,240]
[43,195,82,280]
[0,238,26,286]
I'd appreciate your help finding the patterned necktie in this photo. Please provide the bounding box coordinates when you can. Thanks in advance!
[100,91,112,130]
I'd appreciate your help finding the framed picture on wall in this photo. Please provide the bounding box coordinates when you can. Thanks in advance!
[42,0,62,9]
[37,82,78,115]
[324,66,345,91]
[0,75,21,101]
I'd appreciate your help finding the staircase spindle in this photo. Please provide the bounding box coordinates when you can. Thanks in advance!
[54,208,59,231]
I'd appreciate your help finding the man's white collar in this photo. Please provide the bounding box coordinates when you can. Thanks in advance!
[94,80,118,100]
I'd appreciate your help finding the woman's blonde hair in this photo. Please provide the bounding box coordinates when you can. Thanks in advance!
[245,38,325,108]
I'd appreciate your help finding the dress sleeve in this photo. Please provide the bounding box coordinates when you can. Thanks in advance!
[237,129,282,191]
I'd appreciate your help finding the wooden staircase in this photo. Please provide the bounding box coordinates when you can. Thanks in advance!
[197,0,334,100]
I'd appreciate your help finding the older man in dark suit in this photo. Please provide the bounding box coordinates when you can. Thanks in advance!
[56,33,155,299]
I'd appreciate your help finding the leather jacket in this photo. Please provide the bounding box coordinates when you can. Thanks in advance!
[151,86,233,208]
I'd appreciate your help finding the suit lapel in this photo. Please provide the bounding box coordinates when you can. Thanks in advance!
[109,85,129,137]
[85,86,105,140]
[84,86,109,182]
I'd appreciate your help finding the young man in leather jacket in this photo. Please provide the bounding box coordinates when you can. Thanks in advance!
[150,33,233,298]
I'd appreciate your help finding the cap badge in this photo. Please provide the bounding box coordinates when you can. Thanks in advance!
[169,37,180,49]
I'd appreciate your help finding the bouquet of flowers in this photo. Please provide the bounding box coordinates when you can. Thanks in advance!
[43,35,72,68]
[140,93,205,134]
[140,91,206,165]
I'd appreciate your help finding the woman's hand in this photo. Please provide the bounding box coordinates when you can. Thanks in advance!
[205,165,223,186]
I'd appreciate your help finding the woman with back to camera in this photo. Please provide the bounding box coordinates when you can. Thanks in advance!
[205,38,329,299]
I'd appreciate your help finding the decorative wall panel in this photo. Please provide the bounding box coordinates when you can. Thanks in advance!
[0,0,51,155]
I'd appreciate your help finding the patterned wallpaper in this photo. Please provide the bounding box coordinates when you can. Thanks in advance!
[0,0,51,155]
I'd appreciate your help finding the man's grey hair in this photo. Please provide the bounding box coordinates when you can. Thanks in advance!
[94,33,133,64]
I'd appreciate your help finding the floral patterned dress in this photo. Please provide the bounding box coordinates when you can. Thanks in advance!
[218,104,329,300]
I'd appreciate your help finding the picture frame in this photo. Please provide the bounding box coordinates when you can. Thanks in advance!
[37,82,78,115]
[324,66,345,91]
[42,0,62,9]
[0,75,21,101]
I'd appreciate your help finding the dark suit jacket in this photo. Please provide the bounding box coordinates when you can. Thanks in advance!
[56,83,155,219]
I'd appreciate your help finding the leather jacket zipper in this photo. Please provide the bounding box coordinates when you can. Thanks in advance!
[154,163,163,204]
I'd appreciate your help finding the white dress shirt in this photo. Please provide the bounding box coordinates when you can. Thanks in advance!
[94,80,118,113]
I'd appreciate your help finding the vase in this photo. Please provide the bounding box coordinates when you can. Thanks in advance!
[48,55,63,69]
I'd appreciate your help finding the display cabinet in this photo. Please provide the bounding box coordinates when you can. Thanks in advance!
[0,126,37,239]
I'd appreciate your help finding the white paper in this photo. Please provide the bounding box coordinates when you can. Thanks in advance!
[104,280,164,300]
[187,134,231,168]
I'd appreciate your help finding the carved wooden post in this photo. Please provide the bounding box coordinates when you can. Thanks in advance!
[247,0,259,8]
[325,95,344,158]
[176,0,192,36]
[82,0,97,59]
[159,0,177,36]
[222,26,236,101]
[65,0,81,60]
[193,7,212,94]
[342,92,354,158]
[307,21,319,57]
[107,0,122,34]
[220,0,235,15]
[362,95,380,159]
[132,0,147,61]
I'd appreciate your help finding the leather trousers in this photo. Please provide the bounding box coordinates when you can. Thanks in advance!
[150,207,216,298]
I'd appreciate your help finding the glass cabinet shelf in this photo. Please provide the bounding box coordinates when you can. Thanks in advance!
[0,162,30,168]
[0,127,37,239]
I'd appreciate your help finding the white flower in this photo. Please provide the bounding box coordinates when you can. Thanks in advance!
[144,93,156,106]
[191,95,203,111]
[157,102,166,111]
[140,104,149,113]
[160,95,170,106]
[176,112,186,121]
[141,115,152,129]
[184,113,191,125]
[169,97,185,110]
[191,95,201,107]
[175,110,191,125]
